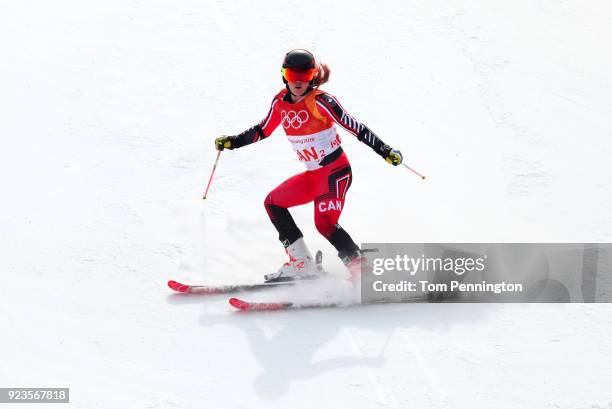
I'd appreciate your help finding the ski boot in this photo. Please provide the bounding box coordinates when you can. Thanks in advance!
[264,238,323,282]
[343,250,368,285]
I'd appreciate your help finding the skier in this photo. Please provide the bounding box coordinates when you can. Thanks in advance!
[215,49,403,282]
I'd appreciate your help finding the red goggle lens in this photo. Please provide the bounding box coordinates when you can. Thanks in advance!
[282,67,316,82]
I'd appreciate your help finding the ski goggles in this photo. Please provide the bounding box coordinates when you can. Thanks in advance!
[281,67,317,83]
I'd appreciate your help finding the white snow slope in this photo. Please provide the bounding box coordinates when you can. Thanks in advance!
[2,1,612,408]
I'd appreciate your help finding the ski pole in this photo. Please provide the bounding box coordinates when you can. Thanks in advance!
[202,151,222,200]
[402,163,426,180]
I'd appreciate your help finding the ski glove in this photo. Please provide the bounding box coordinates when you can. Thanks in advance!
[384,148,403,166]
[215,135,233,151]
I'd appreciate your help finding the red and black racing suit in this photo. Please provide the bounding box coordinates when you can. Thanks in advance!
[227,88,392,260]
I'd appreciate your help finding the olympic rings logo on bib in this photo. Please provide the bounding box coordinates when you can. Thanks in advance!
[281,110,309,129]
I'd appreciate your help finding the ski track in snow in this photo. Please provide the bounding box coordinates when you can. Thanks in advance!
[2,1,612,408]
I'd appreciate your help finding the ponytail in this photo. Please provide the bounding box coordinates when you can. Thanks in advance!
[313,62,331,87]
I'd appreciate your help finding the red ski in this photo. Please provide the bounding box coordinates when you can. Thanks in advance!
[228,297,351,311]
[168,251,326,295]
[229,297,295,311]
[167,279,301,294]
[228,293,434,312]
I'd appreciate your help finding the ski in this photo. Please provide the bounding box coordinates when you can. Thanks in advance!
[167,278,308,294]
[168,250,326,295]
[228,297,366,311]
[229,294,434,312]
[228,297,351,311]
[229,297,296,311]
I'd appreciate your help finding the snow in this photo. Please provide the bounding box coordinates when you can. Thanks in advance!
[2,1,612,408]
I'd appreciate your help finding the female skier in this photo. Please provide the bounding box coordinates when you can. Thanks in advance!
[215,49,403,282]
